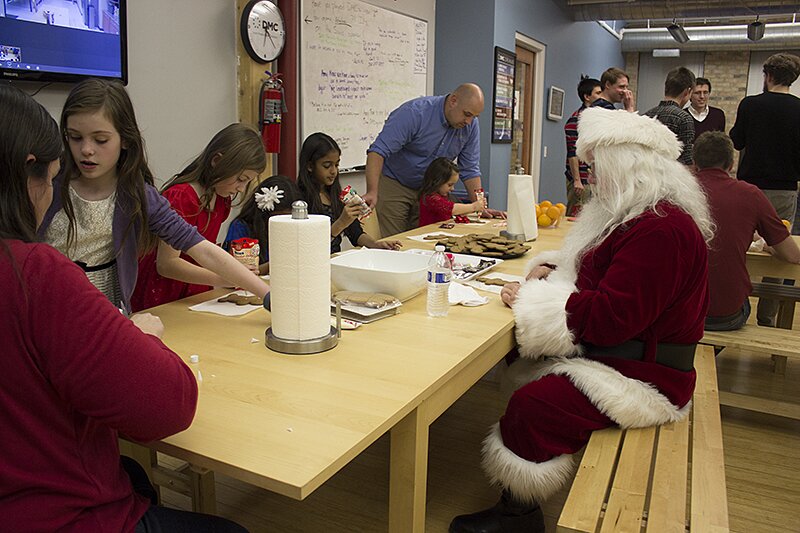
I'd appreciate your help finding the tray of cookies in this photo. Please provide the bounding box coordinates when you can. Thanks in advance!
[421,233,531,259]
[404,248,503,281]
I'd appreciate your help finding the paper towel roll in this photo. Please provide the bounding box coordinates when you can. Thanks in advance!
[268,214,331,341]
[506,174,538,241]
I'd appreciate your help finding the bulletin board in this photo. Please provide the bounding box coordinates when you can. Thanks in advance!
[492,47,516,143]
[300,0,428,169]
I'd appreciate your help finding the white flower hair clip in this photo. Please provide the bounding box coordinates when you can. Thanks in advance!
[255,185,284,212]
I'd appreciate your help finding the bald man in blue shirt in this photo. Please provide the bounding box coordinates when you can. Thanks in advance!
[363,83,503,237]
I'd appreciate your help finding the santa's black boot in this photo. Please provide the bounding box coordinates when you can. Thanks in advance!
[448,490,545,533]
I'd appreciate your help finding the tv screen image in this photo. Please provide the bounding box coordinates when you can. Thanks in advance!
[0,0,126,83]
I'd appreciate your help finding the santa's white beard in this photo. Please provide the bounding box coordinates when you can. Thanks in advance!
[558,198,625,271]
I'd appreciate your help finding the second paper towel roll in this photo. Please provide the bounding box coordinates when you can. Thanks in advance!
[268,214,331,341]
[506,174,538,241]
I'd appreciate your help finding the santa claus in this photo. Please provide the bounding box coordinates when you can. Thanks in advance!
[450,107,713,533]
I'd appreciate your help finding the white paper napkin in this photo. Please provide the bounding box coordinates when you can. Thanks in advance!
[448,282,489,306]
[465,272,525,294]
[189,290,262,316]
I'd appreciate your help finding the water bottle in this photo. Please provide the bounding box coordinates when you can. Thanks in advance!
[427,245,453,317]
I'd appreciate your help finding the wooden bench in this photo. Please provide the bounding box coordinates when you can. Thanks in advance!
[701,325,800,420]
[557,345,729,533]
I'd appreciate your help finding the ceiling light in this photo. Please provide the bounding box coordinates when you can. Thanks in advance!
[653,49,681,58]
[747,19,765,41]
[667,21,690,43]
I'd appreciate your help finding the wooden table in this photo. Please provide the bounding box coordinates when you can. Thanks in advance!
[137,221,572,532]
[745,235,800,280]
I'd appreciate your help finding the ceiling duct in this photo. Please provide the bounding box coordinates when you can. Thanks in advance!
[621,23,800,51]
[566,0,800,22]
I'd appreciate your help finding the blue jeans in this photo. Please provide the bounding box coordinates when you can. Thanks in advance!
[705,299,751,332]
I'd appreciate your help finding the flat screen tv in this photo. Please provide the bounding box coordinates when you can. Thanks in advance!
[0,0,126,84]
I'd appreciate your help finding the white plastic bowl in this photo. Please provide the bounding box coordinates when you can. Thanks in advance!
[330,248,428,301]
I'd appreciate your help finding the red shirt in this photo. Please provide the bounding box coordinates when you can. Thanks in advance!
[696,168,790,316]
[0,241,197,532]
[131,183,231,312]
[419,192,455,227]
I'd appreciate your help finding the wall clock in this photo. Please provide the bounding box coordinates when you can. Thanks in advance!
[240,0,286,63]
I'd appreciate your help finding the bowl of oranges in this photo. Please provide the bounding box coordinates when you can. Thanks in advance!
[535,201,567,228]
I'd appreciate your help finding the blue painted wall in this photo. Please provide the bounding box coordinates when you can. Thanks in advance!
[435,0,623,209]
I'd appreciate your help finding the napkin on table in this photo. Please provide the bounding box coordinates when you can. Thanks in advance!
[448,282,489,306]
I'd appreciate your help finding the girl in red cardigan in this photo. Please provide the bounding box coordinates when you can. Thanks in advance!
[418,157,483,226]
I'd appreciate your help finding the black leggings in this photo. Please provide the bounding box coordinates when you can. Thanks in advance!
[121,456,248,533]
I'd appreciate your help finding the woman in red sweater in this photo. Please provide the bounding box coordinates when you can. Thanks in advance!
[0,86,246,532]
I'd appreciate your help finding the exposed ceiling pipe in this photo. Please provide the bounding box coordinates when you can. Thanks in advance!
[567,0,800,22]
[621,23,800,51]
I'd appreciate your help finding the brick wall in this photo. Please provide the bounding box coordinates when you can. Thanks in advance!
[703,51,751,130]
[624,52,639,104]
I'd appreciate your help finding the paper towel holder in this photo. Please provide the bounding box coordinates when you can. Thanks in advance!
[500,229,529,242]
[265,201,340,355]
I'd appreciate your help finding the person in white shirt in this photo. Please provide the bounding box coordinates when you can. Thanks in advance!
[686,77,726,141]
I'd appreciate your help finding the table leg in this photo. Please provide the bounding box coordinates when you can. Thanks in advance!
[389,408,429,533]
[189,465,217,514]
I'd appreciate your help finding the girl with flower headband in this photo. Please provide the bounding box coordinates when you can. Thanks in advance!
[297,132,401,253]
[224,175,302,275]
[130,122,269,311]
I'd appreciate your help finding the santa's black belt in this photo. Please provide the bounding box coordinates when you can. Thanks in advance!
[584,340,696,372]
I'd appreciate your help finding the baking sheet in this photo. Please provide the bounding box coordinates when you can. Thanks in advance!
[189,290,263,316]
[465,272,525,294]
[404,248,503,281]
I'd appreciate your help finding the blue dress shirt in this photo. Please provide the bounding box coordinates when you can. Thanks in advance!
[367,95,481,189]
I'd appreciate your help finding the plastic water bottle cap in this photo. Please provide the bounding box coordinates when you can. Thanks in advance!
[434,245,445,252]
[189,354,200,364]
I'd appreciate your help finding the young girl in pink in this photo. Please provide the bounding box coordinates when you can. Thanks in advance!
[418,157,484,226]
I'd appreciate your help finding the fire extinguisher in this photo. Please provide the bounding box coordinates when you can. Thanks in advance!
[259,72,284,153]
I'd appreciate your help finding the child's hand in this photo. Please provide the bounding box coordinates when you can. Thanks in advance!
[376,240,402,250]
[338,200,361,226]
[472,199,484,213]
[130,313,165,338]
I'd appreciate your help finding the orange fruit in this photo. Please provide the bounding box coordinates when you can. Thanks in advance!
[535,204,542,217]
[781,219,792,229]
[556,203,567,216]
[537,213,553,227]
[540,200,553,209]
[546,206,561,220]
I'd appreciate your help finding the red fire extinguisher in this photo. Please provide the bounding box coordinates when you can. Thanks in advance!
[259,72,284,153]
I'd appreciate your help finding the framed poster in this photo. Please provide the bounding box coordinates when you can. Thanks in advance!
[492,47,516,143]
[547,86,566,121]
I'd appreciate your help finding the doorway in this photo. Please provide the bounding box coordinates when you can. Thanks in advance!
[511,34,545,197]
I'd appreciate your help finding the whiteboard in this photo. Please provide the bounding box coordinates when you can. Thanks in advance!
[301,0,428,169]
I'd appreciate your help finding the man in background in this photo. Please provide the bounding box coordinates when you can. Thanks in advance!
[362,83,503,237]
[644,66,696,165]
[729,52,800,326]
[686,77,726,140]
[591,67,635,111]
[564,76,601,216]
[694,132,799,331]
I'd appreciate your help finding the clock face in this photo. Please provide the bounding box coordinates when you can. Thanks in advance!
[241,0,286,63]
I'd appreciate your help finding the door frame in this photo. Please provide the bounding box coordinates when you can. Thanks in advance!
[514,32,545,198]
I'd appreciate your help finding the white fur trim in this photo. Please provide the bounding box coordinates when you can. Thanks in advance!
[531,357,691,427]
[577,107,681,161]
[481,423,575,504]
[513,278,582,360]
